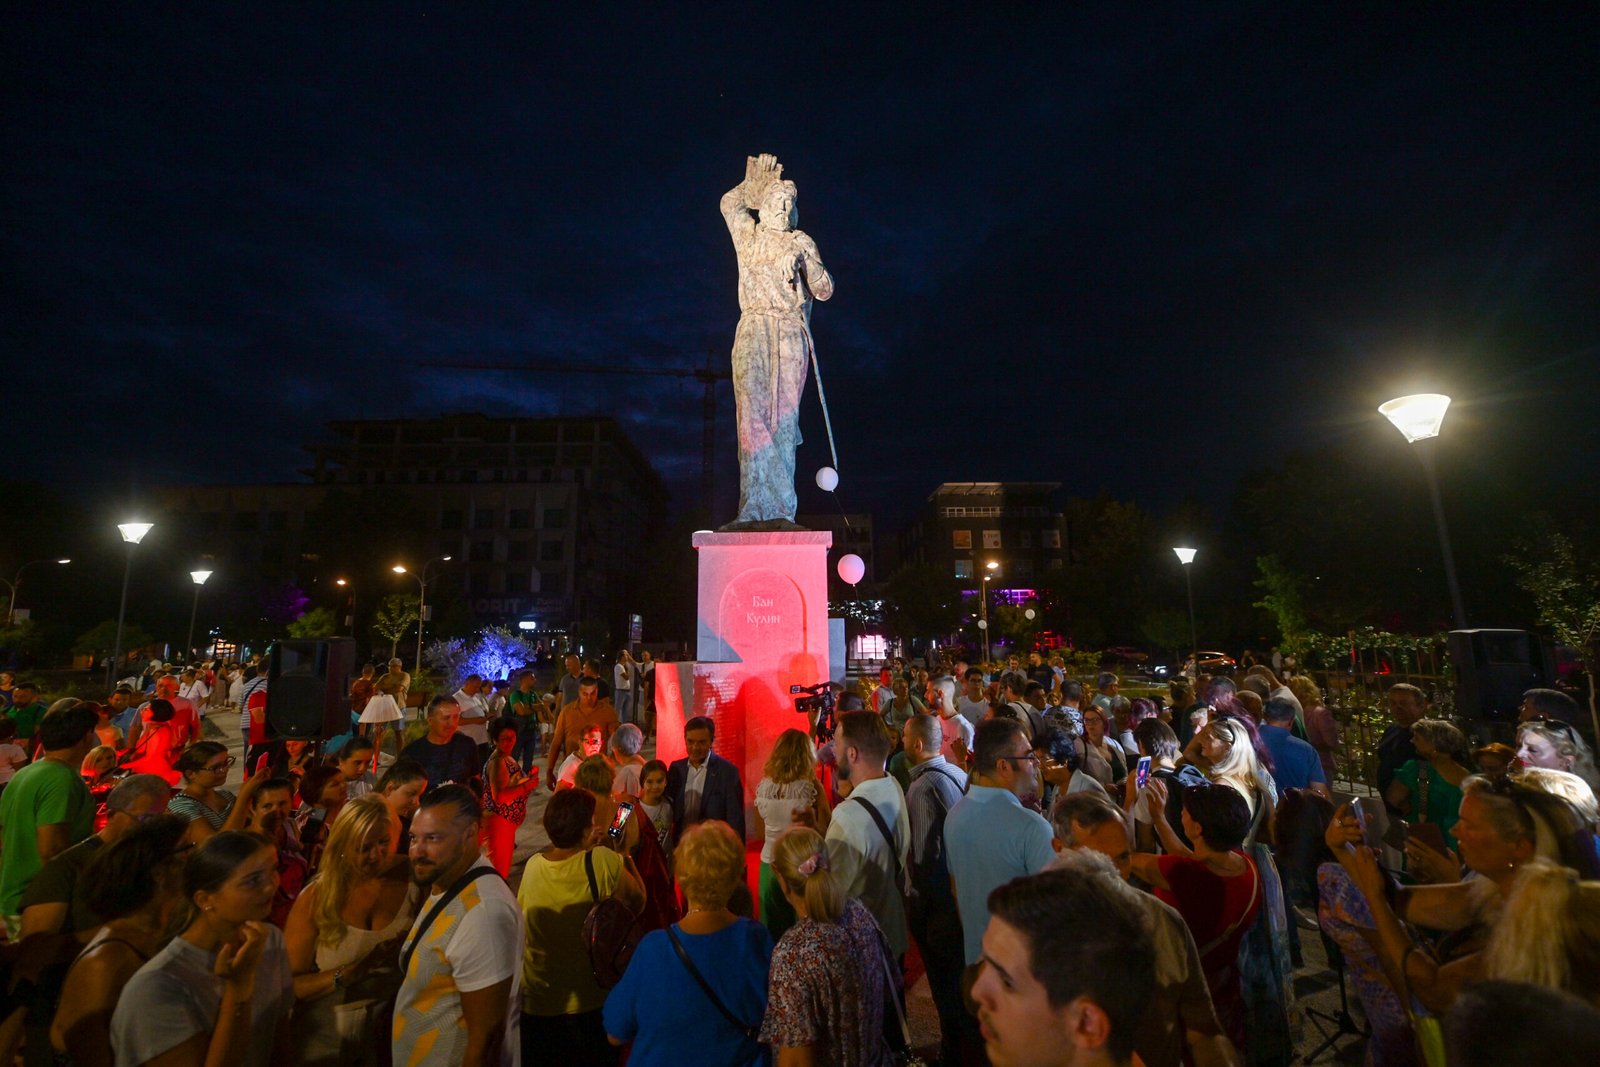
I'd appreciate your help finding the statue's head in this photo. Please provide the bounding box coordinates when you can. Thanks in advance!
[759,180,798,232]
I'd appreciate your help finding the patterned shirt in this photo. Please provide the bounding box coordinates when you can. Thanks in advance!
[760,897,893,1067]
[393,860,522,1067]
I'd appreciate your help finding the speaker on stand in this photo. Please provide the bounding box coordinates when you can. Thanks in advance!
[1448,629,1554,746]
[265,637,358,740]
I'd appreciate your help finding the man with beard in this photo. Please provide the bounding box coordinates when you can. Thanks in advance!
[394,785,521,1067]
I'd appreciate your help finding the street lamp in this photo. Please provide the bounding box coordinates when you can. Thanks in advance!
[185,570,213,662]
[335,578,355,635]
[1173,547,1198,674]
[393,555,452,672]
[1379,393,1467,628]
[109,522,154,688]
[2,558,70,628]
[979,561,999,664]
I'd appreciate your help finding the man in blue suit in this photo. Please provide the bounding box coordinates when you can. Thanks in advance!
[666,715,746,842]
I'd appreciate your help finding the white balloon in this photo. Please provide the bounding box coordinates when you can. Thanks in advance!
[1024,608,1036,620]
[837,553,865,585]
[976,619,988,630]
[815,466,839,492]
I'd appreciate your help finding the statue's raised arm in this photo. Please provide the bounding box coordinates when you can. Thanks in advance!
[718,154,833,530]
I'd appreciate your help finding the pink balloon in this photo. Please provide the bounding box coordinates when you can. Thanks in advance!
[837,553,865,586]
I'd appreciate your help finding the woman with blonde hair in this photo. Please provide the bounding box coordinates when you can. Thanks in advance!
[1326,775,1600,1014]
[284,795,419,1066]
[603,821,772,1065]
[760,825,897,1067]
[1516,719,1600,792]
[1287,675,1339,785]
[753,728,830,939]
[1483,859,1600,1005]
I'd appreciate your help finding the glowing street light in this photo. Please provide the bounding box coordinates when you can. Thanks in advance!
[393,555,453,672]
[1173,547,1199,674]
[109,521,154,687]
[1380,393,1466,628]
[2,557,70,628]
[335,578,355,634]
[185,570,213,661]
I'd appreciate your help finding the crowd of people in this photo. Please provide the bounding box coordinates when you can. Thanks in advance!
[1,650,1598,1066]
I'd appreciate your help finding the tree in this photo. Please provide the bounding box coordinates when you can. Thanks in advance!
[74,619,153,658]
[1505,522,1600,736]
[372,594,420,659]
[286,607,338,639]
[882,564,964,649]
[1140,609,1191,661]
[1252,555,1312,653]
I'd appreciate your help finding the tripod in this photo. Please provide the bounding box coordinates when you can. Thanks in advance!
[1303,930,1370,1061]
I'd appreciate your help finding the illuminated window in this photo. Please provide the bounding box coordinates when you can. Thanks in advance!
[954,560,973,579]
[982,530,1002,549]
[1043,529,1061,548]
[952,530,973,550]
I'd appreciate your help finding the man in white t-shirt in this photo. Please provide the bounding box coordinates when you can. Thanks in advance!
[956,668,990,730]
[177,668,211,720]
[926,676,974,767]
[395,785,521,1067]
[453,675,491,757]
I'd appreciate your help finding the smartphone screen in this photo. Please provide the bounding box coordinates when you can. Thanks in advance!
[607,801,634,840]
[1135,756,1151,789]
[1351,798,1384,850]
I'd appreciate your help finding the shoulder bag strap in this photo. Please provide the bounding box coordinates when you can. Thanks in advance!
[1416,763,1431,822]
[584,849,600,903]
[848,796,903,886]
[874,924,914,1052]
[665,925,758,1039]
[399,867,501,975]
[1196,856,1261,958]
[928,765,968,798]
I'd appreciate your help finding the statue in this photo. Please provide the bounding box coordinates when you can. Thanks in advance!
[719,154,834,531]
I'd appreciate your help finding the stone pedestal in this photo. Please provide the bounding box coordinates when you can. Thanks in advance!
[654,531,832,839]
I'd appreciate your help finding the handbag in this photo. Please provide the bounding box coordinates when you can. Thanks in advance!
[664,925,760,1044]
[1400,945,1448,1067]
[582,849,643,988]
[872,928,928,1067]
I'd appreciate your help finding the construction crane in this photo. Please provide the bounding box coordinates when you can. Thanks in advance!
[421,352,731,516]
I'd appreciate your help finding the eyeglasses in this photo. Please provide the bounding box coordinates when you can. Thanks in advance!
[1524,717,1579,743]
[1004,752,1041,765]
[204,756,237,773]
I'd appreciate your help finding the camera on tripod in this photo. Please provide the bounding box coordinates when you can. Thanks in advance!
[790,681,840,742]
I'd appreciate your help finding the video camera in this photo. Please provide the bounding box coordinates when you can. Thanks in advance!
[790,681,840,743]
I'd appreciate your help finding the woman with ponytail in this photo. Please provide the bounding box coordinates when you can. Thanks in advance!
[759,826,897,1066]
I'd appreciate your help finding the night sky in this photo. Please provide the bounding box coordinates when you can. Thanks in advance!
[5,5,1596,525]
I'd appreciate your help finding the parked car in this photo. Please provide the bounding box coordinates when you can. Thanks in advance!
[1192,651,1236,673]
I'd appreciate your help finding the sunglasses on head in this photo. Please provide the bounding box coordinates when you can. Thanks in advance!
[1525,717,1579,742]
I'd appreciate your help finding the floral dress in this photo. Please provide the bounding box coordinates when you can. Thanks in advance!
[760,897,894,1067]
[1318,862,1416,1065]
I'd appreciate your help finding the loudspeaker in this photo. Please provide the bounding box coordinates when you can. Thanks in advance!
[1448,629,1553,723]
[265,638,358,739]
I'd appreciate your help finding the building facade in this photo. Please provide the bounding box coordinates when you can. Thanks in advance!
[153,414,668,646]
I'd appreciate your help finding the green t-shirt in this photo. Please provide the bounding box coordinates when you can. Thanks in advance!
[5,700,47,742]
[0,757,94,915]
[506,690,540,720]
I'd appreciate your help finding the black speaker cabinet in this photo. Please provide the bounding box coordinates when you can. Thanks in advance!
[265,638,357,739]
[1448,629,1553,724]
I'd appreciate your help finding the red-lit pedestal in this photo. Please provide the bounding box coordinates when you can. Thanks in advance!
[653,530,832,842]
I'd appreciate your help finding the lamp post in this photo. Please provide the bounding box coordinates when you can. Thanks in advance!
[335,578,354,635]
[1173,547,1198,672]
[185,570,213,662]
[2,558,70,628]
[393,555,452,673]
[108,523,153,688]
[979,560,999,664]
[1379,393,1467,629]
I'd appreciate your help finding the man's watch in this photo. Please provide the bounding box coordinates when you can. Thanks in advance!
[332,967,345,990]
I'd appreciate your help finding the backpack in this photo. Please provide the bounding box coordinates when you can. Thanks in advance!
[581,850,643,988]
